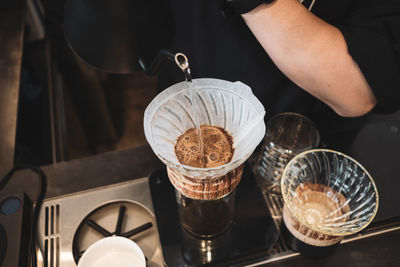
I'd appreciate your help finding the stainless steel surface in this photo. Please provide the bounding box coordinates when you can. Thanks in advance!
[0,0,25,177]
[36,177,164,267]
[42,146,162,199]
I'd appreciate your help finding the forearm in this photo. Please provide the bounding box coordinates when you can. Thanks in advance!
[242,0,377,117]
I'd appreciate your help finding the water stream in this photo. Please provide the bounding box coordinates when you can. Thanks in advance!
[174,53,206,167]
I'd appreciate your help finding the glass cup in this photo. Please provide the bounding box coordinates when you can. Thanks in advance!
[144,78,266,237]
[180,220,232,265]
[254,112,320,194]
[168,164,243,237]
[280,149,379,258]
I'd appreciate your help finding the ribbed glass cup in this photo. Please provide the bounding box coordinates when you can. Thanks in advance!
[254,112,320,194]
[281,149,379,236]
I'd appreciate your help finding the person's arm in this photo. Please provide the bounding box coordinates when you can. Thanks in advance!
[241,0,377,117]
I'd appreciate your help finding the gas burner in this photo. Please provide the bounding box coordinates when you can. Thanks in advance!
[72,201,154,264]
[0,224,6,265]
[36,177,164,267]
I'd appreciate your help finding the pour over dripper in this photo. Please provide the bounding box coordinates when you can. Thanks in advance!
[281,149,379,236]
[144,78,266,180]
[280,149,379,257]
[144,78,265,237]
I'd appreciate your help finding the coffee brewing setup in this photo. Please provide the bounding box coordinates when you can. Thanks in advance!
[142,52,379,263]
[1,1,397,266]
[142,53,281,264]
[14,50,378,267]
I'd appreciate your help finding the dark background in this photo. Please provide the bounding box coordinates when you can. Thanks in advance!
[17,0,160,166]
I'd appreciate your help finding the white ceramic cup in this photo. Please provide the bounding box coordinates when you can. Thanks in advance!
[77,236,146,267]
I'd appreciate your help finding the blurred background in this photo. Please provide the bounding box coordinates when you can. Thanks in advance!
[16,0,169,165]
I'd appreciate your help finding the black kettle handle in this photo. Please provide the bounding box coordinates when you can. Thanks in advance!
[138,49,176,76]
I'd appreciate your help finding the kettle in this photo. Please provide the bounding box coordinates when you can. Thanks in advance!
[63,0,174,74]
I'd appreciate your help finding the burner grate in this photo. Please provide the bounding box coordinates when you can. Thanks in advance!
[35,178,164,267]
[73,204,153,263]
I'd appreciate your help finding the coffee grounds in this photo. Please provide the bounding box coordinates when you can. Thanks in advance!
[175,125,234,168]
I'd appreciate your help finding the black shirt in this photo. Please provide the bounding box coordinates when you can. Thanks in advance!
[159,0,400,116]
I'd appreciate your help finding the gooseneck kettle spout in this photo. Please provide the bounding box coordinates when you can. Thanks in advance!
[139,50,192,82]
[138,49,175,76]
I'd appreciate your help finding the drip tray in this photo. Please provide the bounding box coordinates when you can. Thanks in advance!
[149,165,280,266]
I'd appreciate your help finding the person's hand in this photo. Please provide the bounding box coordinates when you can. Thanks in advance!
[224,0,275,14]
